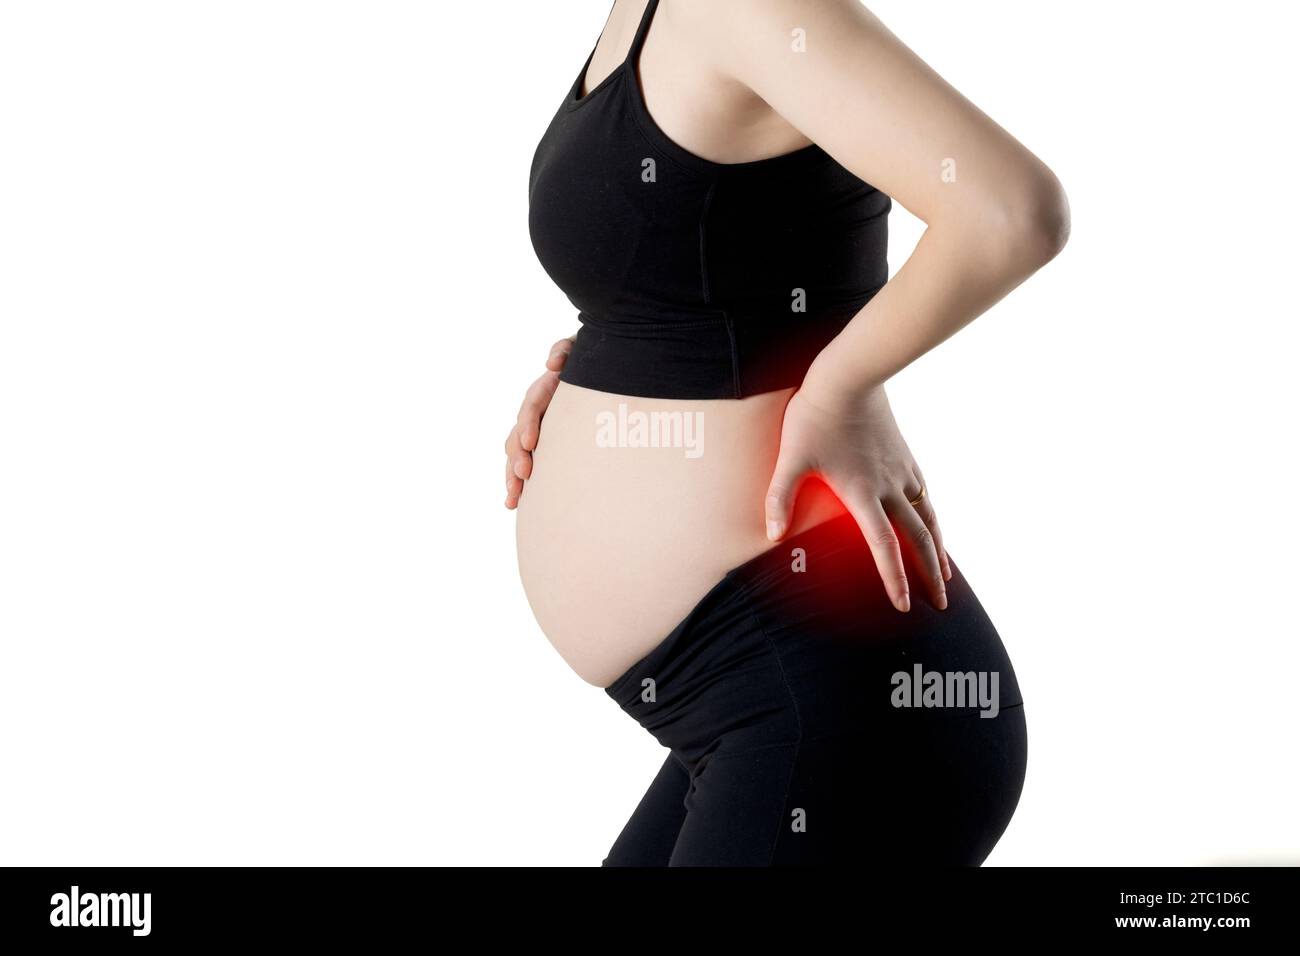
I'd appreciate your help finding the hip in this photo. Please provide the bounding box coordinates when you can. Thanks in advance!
[606,510,1025,760]
[603,511,1028,865]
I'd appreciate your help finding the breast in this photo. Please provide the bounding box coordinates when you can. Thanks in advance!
[514,382,849,687]
[528,83,715,321]
[528,85,893,400]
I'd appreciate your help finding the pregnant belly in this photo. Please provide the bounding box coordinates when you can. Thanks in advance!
[514,381,849,688]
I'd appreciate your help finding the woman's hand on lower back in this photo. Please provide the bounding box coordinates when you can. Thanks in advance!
[764,385,952,612]
[504,335,575,509]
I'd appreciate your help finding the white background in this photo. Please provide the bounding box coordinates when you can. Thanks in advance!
[1,1,1297,866]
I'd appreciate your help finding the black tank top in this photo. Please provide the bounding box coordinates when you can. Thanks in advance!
[527,0,890,399]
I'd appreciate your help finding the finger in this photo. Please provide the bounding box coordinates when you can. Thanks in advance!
[545,336,576,372]
[843,493,911,613]
[516,371,561,452]
[764,446,809,542]
[910,488,952,583]
[505,427,532,481]
[911,465,951,581]
[885,492,947,610]
[505,467,523,509]
[515,371,559,422]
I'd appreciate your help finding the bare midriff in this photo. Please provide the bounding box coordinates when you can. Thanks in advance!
[515,381,849,688]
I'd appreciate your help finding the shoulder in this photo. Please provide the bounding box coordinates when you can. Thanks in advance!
[669,0,871,38]
[666,0,885,81]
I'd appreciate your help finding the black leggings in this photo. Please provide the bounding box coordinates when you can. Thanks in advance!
[602,513,1028,867]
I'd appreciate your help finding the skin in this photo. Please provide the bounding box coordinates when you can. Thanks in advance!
[508,0,1068,680]
[504,335,572,512]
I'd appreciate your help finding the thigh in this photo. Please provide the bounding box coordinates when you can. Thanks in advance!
[832,705,1030,865]
[668,742,813,867]
[601,752,691,867]
[877,704,1030,865]
[666,705,1029,867]
[667,737,887,867]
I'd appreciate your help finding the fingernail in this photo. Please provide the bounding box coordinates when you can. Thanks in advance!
[767,520,783,540]
[896,593,910,612]
[936,592,948,611]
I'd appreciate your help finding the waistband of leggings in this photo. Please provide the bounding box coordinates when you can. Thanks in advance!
[603,512,865,705]
[722,511,866,593]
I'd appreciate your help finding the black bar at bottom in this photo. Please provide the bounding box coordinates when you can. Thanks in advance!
[0,865,1294,944]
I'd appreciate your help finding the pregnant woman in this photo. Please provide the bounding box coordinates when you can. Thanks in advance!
[507,0,1068,866]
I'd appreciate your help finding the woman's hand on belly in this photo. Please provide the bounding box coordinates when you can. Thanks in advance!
[765,384,953,614]
[504,334,575,510]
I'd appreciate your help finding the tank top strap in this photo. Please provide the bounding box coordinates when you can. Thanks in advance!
[625,0,661,65]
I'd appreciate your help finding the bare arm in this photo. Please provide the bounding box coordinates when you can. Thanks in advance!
[694,0,1069,402]
[690,0,1069,610]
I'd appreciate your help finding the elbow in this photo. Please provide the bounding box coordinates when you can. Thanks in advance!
[983,168,1071,273]
[1022,170,1071,265]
